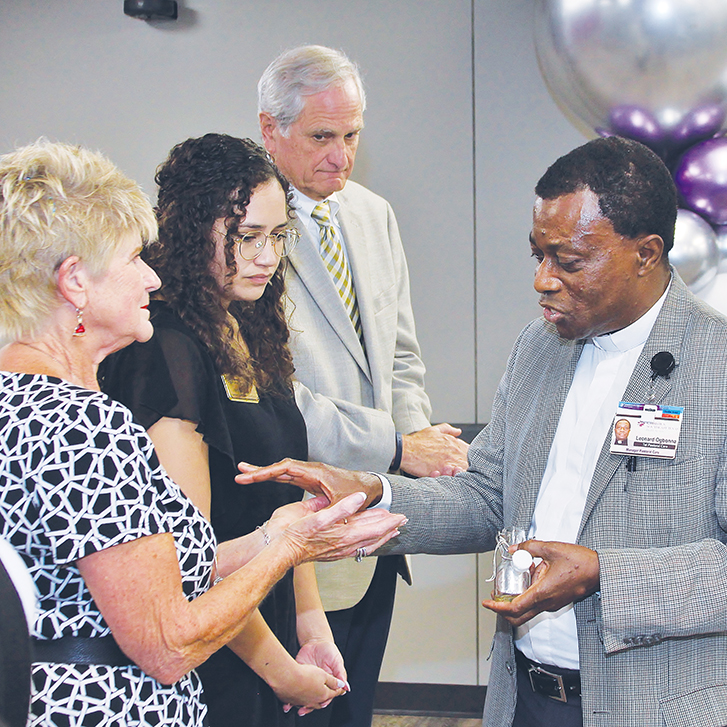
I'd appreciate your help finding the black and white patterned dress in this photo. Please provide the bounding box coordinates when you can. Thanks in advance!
[0,371,217,726]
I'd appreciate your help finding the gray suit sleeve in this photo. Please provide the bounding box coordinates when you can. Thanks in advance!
[377,339,517,556]
[597,536,727,652]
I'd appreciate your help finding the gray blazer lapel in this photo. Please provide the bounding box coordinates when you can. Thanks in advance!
[578,273,687,538]
[288,214,370,376]
[513,337,585,529]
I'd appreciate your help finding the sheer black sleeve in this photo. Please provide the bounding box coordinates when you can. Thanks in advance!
[99,302,234,460]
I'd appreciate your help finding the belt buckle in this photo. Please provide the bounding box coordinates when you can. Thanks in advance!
[528,664,567,702]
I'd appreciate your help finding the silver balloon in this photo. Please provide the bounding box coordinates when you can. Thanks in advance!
[714,224,727,272]
[534,0,727,151]
[671,209,719,290]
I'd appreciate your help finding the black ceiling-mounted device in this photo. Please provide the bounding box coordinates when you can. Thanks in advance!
[124,0,178,20]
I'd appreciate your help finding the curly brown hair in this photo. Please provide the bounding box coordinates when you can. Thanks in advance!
[148,133,295,395]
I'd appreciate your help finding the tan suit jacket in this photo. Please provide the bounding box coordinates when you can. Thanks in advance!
[286,180,431,610]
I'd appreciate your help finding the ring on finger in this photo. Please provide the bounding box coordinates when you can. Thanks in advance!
[355,547,367,563]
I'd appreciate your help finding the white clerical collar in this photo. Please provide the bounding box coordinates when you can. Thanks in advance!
[291,188,340,220]
[591,278,671,354]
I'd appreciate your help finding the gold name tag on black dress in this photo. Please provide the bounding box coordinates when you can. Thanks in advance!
[221,374,259,404]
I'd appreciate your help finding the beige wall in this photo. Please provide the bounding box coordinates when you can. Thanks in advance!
[0,0,585,685]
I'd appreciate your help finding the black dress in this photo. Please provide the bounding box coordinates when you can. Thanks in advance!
[100,301,308,727]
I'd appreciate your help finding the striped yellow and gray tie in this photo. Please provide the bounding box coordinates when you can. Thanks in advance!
[311,201,364,345]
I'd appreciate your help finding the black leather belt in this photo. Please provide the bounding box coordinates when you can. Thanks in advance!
[516,649,581,703]
[32,636,134,667]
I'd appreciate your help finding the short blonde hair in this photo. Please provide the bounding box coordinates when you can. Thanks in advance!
[0,139,157,339]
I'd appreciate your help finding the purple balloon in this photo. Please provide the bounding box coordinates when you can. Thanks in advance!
[674,137,727,226]
[608,105,664,149]
[672,104,726,148]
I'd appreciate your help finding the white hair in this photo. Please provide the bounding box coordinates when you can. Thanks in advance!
[257,45,366,134]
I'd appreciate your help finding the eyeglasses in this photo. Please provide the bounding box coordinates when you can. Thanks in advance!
[231,228,300,261]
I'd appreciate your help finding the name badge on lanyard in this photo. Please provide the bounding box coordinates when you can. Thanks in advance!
[610,401,684,459]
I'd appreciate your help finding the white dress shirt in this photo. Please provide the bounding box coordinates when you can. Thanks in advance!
[514,282,670,669]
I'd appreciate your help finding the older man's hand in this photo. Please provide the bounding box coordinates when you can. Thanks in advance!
[400,423,469,477]
[482,540,600,627]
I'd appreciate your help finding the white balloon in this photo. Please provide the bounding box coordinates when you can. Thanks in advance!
[714,224,727,272]
[671,209,719,290]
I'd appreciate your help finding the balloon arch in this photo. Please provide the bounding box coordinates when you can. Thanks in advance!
[534,0,727,293]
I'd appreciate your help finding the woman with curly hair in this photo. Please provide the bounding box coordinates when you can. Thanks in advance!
[100,133,348,725]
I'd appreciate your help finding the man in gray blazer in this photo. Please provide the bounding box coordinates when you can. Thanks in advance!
[239,135,727,727]
[257,46,469,726]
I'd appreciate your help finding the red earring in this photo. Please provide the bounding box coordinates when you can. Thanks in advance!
[73,308,86,337]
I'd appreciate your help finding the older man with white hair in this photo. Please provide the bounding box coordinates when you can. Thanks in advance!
[257,45,469,727]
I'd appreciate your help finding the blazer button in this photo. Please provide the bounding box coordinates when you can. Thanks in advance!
[506,661,514,675]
